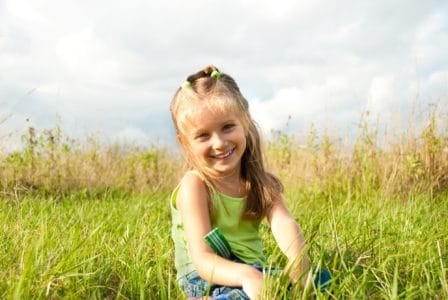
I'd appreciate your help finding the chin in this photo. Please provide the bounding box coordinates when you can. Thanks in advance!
[213,164,240,175]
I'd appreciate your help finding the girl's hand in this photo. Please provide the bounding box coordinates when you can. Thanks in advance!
[241,268,264,299]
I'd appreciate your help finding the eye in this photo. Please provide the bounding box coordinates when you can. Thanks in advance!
[222,123,235,132]
[194,132,209,141]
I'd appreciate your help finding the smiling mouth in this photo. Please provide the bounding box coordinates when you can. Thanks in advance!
[211,148,235,159]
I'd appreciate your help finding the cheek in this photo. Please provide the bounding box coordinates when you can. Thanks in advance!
[190,143,209,159]
[237,130,248,146]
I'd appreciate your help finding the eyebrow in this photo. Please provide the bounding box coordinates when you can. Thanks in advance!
[189,118,237,135]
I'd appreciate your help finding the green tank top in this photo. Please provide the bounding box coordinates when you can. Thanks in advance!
[170,182,266,279]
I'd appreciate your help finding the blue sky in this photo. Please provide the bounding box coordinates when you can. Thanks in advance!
[1,0,447,151]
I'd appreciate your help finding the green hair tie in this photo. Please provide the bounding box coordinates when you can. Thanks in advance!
[181,81,191,88]
[210,70,221,79]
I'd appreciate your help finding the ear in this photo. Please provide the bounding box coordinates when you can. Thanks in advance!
[176,134,186,146]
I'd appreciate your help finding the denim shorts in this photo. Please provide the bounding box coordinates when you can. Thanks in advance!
[177,262,280,300]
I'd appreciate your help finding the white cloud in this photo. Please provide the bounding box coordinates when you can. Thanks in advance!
[426,71,448,94]
[251,72,361,129]
[55,26,121,87]
[1,0,447,150]
[414,11,448,70]
[367,75,398,114]
[6,0,49,24]
[111,127,149,147]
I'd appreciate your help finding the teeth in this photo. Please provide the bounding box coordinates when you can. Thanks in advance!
[213,148,233,159]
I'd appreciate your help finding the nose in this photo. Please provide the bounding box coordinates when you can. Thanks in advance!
[211,133,226,149]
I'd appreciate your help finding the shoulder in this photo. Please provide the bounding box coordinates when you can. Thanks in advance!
[176,170,210,210]
[267,194,294,225]
[179,170,207,190]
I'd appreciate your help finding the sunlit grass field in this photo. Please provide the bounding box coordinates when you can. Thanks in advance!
[1,112,447,299]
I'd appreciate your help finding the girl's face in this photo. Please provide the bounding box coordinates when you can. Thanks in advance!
[180,103,247,178]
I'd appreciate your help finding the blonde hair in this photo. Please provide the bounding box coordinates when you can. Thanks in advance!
[170,65,283,219]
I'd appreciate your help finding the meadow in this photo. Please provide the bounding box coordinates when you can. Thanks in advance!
[0,112,447,299]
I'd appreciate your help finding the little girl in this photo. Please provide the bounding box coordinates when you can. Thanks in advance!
[169,65,312,299]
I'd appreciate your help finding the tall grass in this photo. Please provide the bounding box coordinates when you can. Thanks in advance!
[0,110,447,298]
[267,111,448,198]
[0,125,179,197]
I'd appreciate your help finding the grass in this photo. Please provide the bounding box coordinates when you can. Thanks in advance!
[294,190,447,299]
[0,110,447,298]
[0,191,181,299]
[0,189,446,299]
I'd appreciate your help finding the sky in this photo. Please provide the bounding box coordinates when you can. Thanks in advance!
[1,0,447,151]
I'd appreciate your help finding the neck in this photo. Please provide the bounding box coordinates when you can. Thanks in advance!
[209,169,246,198]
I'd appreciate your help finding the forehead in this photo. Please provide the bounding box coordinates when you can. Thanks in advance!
[177,96,242,133]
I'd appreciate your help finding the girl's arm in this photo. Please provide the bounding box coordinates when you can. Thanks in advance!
[177,171,263,297]
[267,196,311,284]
